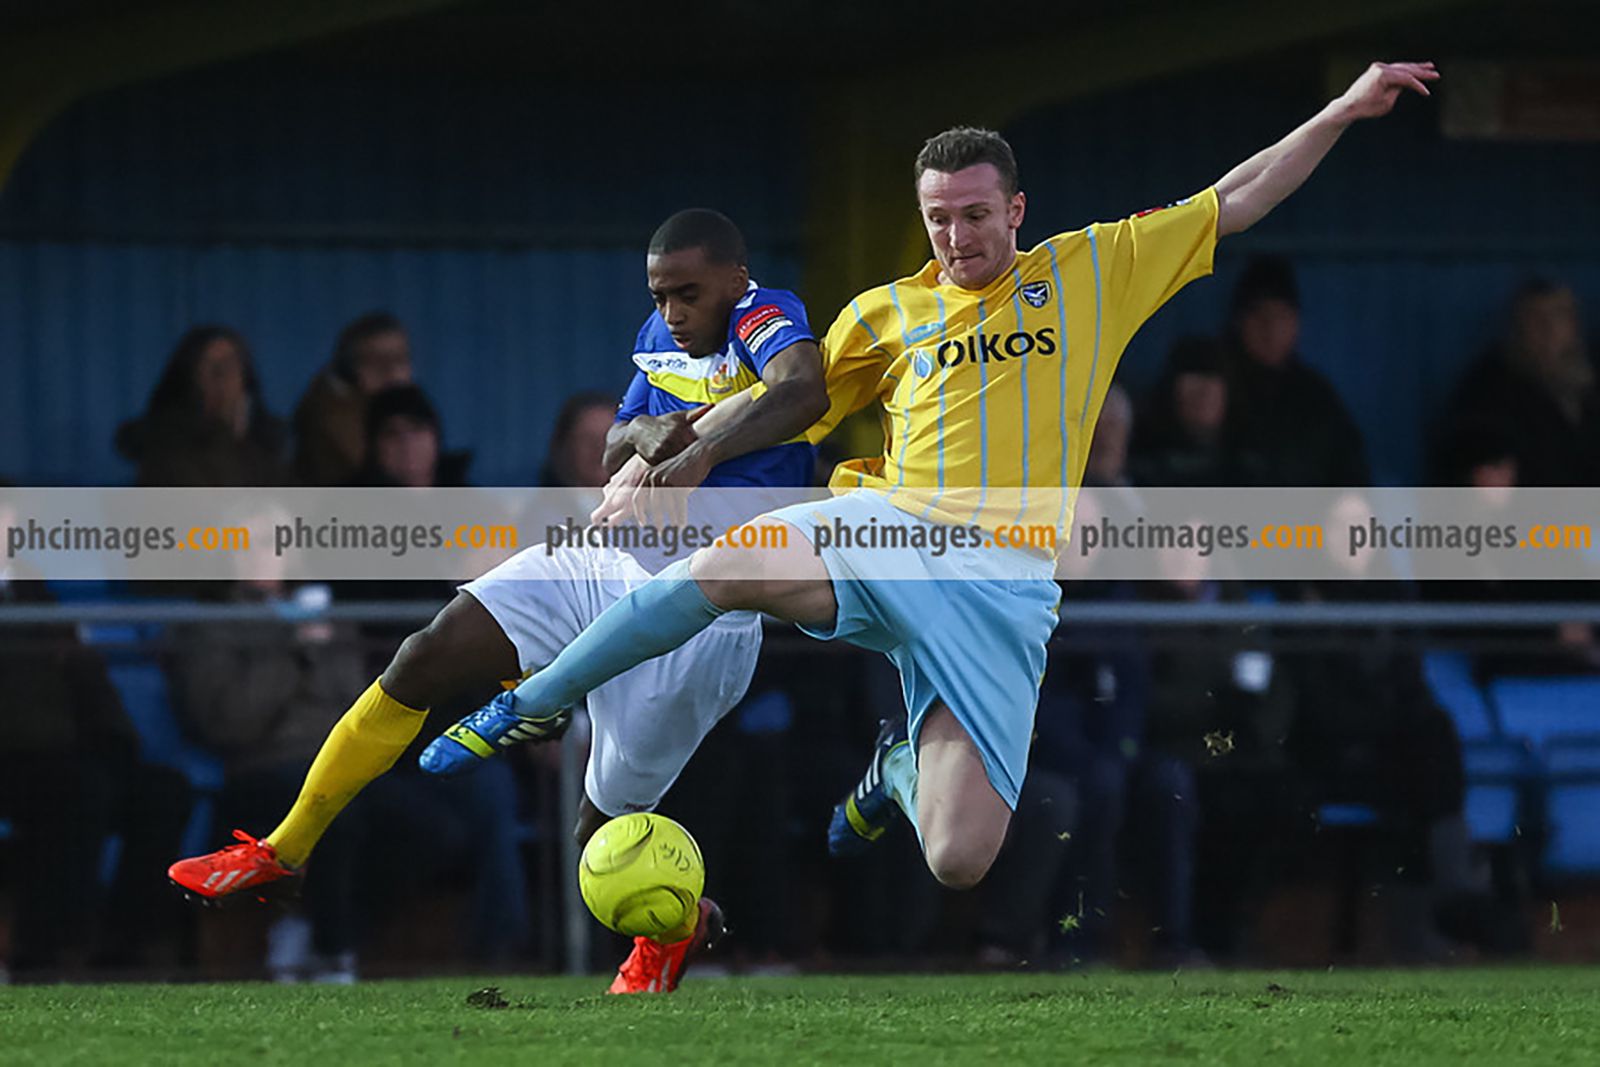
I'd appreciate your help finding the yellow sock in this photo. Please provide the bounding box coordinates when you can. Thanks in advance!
[264,678,427,868]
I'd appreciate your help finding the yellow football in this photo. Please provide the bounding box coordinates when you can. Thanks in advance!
[578,812,705,939]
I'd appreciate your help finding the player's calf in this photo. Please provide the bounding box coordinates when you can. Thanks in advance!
[912,704,1012,890]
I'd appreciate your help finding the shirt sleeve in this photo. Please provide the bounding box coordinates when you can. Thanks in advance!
[615,370,651,422]
[1082,186,1219,346]
[799,302,890,445]
[732,289,815,374]
[616,316,658,422]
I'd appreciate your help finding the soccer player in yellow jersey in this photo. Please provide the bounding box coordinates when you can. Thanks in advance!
[429,61,1438,890]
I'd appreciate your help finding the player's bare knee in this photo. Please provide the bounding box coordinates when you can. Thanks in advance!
[923,837,995,890]
[382,622,453,705]
[689,543,757,611]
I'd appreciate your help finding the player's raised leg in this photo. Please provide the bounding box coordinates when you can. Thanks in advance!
[422,532,835,773]
[167,592,521,902]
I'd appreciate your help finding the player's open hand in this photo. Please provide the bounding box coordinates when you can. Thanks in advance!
[590,453,650,525]
[625,445,710,529]
[1333,61,1439,122]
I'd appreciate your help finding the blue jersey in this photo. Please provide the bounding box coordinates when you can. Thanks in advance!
[617,282,816,488]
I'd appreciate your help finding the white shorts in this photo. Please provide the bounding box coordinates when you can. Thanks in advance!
[460,543,761,816]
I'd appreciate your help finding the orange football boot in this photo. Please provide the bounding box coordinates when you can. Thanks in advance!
[607,898,725,994]
[168,830,300,905]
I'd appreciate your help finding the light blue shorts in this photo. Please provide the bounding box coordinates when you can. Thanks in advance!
[763,491,1061,808]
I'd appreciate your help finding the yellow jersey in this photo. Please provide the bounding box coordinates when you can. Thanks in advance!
[810,187,1219,532]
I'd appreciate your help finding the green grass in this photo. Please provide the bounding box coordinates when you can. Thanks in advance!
[4,969,1600,1065]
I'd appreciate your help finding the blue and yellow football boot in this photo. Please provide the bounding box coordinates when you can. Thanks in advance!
[418,690,572,776]
[827,718,909,857]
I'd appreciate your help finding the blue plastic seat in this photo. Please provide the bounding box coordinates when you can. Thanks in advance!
[1317,803,1381,828]
[1542,735,1600,877]
[46,579,113,602]
[1460,739,1537,845]
[1489,677,1600,751]
[1423,651,1496,741]
[82,623,225,793]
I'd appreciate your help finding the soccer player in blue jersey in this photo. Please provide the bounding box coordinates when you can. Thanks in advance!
[169,209,828,993]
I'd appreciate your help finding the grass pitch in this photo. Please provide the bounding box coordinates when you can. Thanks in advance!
[3,969,1598,1065]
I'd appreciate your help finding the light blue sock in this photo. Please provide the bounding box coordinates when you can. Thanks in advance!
[880,740,922,842]
[510,559,724,718]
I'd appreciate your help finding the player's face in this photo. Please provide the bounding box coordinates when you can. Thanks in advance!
[917,163,1025,291]
[647,248,750,357]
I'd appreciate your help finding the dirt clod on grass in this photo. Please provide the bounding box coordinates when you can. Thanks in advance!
[466,987,510,1010]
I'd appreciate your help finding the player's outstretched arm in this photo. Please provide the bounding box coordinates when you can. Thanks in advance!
[1214,61,1438,237]
[642,341,828,489]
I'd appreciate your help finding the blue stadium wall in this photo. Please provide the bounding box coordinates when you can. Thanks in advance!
[2,64,1596,486]
[0,68,806,486]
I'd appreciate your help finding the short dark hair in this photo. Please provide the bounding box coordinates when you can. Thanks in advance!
[333,310,406,378]
[1230,256,1300,317]
[548,390,616,452]
[1164,334,1228,378]
[145,325,263,417]
[914,127,1019,196]
[365,384,440,445]
[1511,275,1569,308]
[648,209,747,266]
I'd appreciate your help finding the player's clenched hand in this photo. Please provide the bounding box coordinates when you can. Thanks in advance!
[1331,61,1438,123]
[626,405,712,464]
[642,443,715,492]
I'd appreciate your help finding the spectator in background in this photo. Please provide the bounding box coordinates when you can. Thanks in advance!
[344,384,472,674]
[295,312,414,486]
[1430,418,1600,675]
[1131,335,1266,487]
[115,326,288,487]
[1085,384,1134,488]
[1141,532,1296,963]
[356,384,472,489]
[0,489,191,976]
[540,391,616,488]
[1224,257,1369,487]
[1442,278,1599,487]
[1288,491,1496,959]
